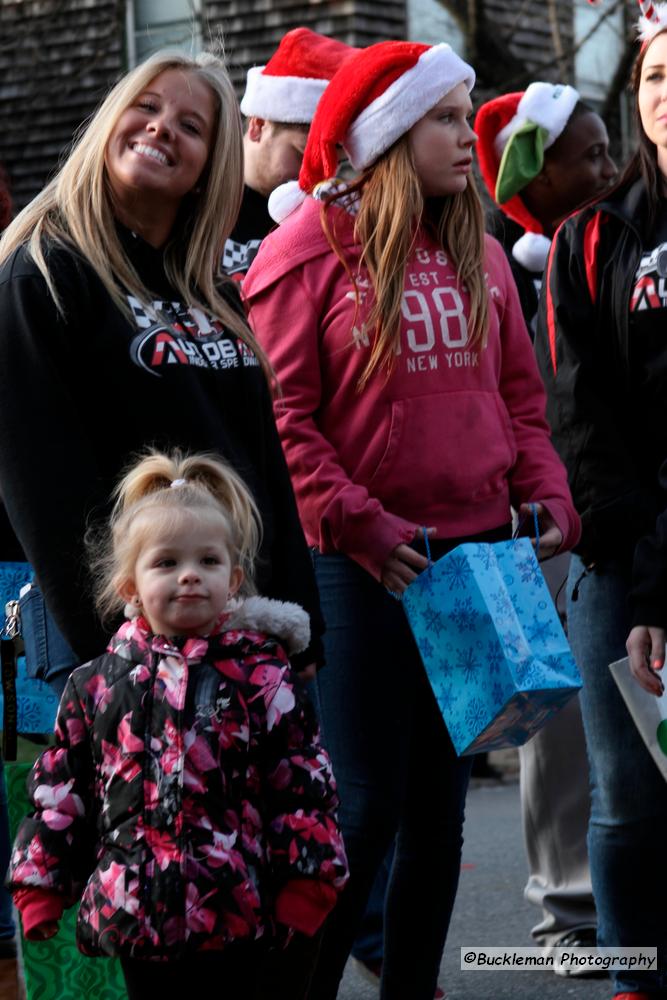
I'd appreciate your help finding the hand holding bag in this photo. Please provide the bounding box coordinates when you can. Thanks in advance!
[609,656,667,782]
[401,511,582,755]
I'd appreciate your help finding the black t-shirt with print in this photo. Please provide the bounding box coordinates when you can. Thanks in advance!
[0,227,323,667]
[222,185,275,279]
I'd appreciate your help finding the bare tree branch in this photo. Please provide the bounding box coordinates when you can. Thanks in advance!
[500,0,626,90]
[547,0,569,79]
[433,0,625,91]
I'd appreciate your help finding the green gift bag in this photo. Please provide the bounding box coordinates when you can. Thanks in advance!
[6,764,128,999]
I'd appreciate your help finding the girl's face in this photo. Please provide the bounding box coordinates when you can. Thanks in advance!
[408,82,477,198]
[639,32,667,175]
[105,68,216,219]
[121,512,243,638]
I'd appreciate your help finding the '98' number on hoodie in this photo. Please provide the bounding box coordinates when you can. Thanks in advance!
[401,289,468,351]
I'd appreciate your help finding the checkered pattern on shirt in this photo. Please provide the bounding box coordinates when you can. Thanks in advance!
[222,238,263,276]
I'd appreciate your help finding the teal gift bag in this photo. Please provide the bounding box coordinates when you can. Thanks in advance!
[402,525,581,756]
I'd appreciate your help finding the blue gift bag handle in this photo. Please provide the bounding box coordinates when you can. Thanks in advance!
[421,525,433,566]
[418,506,540,563]
[513,503,540,558]
[388,505,539,600]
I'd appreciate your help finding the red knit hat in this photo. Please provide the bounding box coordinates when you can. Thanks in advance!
[268,40,475,222]
[240,28,356,125]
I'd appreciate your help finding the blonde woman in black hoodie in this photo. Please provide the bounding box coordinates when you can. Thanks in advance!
[0,50,323,693]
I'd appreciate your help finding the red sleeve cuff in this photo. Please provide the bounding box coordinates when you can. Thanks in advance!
[14,889,64,940]
[274,880,338,936]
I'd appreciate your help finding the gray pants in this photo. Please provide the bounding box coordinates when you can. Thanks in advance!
[519,552,596,946]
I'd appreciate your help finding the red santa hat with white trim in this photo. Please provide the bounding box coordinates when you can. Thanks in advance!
[268,40,475,223]
[240,28,356,125]
[475,82,580,271]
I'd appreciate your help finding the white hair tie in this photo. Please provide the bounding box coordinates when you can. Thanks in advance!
[170,478,187,488]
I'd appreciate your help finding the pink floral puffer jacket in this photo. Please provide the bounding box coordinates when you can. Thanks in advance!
[9,597,348,959]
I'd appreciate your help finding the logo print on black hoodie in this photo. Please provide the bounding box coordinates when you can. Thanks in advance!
[126,295,258,375]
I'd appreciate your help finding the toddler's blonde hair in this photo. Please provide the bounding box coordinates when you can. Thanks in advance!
[93,450,262,622]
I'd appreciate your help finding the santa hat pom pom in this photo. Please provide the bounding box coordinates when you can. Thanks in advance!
[511,232,553,272]
[268,180,307,223]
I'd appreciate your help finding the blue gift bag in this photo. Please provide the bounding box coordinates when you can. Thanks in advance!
[402,535,581,756]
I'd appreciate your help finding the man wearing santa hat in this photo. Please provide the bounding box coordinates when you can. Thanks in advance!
[222,27,355,280]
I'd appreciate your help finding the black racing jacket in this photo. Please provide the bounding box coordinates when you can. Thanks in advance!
[535,177,667,602]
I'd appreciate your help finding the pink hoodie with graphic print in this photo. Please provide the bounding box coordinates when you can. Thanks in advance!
[244,196,579,580]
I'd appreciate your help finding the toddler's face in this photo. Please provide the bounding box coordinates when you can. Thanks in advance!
[122,514,242,637]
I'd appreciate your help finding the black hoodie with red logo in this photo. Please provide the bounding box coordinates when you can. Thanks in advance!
[0,227,324,668]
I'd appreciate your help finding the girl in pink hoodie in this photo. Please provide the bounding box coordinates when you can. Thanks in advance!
[244,40,580,1000]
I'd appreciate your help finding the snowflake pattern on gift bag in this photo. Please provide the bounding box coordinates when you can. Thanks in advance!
[451,596,478,632]
[442,555,473,591]
[402,538,581,755]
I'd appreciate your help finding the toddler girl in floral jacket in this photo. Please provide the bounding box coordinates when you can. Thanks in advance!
[8,450,348,998]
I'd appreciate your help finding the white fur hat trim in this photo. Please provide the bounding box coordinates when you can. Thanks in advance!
[495,82,580,158]
[240,66,328,124]
[344,44,475,171]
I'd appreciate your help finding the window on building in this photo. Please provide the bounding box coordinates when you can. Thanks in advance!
[573,0,631,158]
[126,0,202,67]
[407,0,464,50]
[574,0,625,103]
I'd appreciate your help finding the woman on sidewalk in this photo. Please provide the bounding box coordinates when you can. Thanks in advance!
[0,49,323,694]
[245,40,580,999]
[535,3,667,995]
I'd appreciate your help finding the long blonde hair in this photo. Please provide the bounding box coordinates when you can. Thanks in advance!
[0,50,266,363]
[323,134,488,389]
[93,449,262,623]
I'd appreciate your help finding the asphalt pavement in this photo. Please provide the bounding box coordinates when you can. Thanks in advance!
[338,776,611,1000]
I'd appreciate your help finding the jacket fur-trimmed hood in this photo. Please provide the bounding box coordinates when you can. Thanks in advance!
[116,596,311,660]
[223,596,311,655]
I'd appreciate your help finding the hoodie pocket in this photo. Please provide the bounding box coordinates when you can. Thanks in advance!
[365,390,516,515]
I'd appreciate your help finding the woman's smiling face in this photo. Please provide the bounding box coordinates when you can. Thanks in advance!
[105,68,216,218]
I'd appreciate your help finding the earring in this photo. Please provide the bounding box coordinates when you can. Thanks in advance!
[133,595,142,607]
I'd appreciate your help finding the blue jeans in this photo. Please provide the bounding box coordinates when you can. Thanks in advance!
[0,754,14,939]
[567,554,667,994]
[309,551,473,1000]
[351,847,392,964]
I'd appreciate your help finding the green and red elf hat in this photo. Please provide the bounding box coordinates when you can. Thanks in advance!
[475,82,580,270]
[268,39,475,223]
[588,0,667,45]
